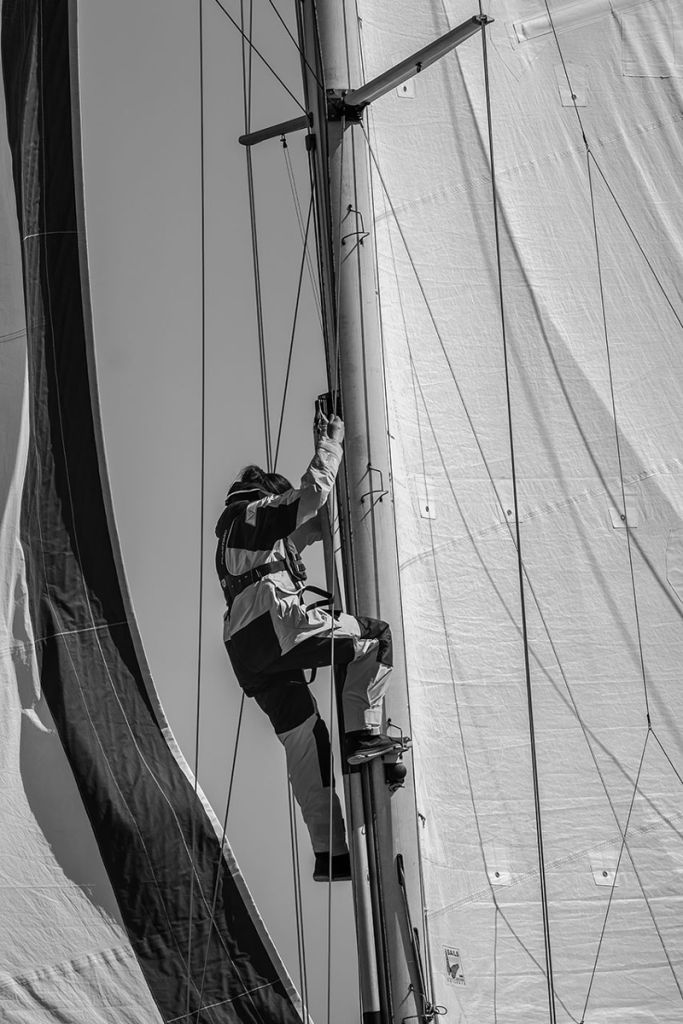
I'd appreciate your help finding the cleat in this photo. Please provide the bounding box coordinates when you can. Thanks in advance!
[313,851,352,882]
[345,730,410,765]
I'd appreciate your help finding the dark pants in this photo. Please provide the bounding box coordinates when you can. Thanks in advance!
[230,615,392,854]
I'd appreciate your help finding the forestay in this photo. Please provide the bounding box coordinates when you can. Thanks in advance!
[357,0,683,1019]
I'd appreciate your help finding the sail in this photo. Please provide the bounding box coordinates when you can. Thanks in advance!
[356,0,683,1019]
[0,1,304,1020]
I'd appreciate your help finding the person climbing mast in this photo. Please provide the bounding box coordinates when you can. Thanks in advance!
[215,408,405,882]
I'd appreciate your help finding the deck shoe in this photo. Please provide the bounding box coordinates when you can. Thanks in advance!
[345,730,405,765]
[313,851,352,882]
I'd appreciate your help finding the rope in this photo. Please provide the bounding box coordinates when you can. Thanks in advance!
[326,508,336,1024]
[358,29,438,1003]
[288,782,311,1024]
[389,170,681,1021]
[587,154,683,332]
[358,9,683,1016]
[282,141,323,327]
[478,16,557,1022]
[540,0,679,333]
[580,731,647,1021]
[209,0,307,114]
[195,692,246,1020]
[240,0,273,471]
[187,0,207,1014]
[371,81,573,1013]
[543,4,683,1011]
[238,4,315,1005]
[191,3,306,1019]
[585,151,651,721]
[274,195,314,469]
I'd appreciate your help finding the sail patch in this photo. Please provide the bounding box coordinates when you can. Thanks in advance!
[619,1,683,78]
[554,63,588,106]
[443,947,466,986]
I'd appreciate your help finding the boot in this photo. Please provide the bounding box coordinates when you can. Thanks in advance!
[345,730,406,765]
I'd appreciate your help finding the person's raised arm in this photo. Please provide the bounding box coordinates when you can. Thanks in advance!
[242,414,344,547]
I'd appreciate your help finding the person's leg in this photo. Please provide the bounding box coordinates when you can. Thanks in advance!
[335,614,393,733]
[253,679,347,858]
[272,614,393,733]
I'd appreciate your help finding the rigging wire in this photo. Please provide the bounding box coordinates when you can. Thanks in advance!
[326,504,337,1024]
[288,783,311,1024]
[282,141,324,328]
[274,195,314,470]
[478,16,557,1023]
[240,0,273,471]
[543,4,683,1009]
[208,0,307,114]
[190,2,312,1018]
[543,1,683,334]
[383,163,682,1018]
[353,9,683,1018]
[585,152,651,722]
[266,0,324,91]
[195,693,247,1021]
[359,29,435,1001]
[187,0,208,1015]
[238,1,315,1005]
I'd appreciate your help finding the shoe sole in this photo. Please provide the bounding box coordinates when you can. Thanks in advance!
[347,739,407,765]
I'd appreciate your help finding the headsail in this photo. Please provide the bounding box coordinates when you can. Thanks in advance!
[0,1,304,1020]
[355,0,683,1019]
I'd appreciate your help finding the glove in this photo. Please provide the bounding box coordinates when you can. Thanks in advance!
[314,410,328,445]
[326,414,344,443]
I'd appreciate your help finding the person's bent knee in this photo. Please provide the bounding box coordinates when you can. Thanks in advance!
[355,616,392,667]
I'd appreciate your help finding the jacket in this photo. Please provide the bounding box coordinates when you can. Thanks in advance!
[215,436,343,683]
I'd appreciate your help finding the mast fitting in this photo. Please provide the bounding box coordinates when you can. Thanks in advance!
[359,464,388,506]
[327,89,365,122]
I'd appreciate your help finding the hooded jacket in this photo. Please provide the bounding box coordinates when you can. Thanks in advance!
[215,436,343,687]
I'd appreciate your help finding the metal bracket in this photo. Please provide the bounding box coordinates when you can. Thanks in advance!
[327,89,364,122]
[341,205,369,247]
[359,464,389,505]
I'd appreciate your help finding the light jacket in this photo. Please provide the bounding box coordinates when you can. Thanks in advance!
[215,437,343,686]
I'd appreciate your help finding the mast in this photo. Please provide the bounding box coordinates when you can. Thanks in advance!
[297,2,424,1021]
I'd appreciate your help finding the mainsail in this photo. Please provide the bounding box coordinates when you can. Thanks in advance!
[0,1,303,1020]
[353,0,683,1019]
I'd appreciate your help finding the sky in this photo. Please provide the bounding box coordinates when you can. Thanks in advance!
[78,0,359,1019]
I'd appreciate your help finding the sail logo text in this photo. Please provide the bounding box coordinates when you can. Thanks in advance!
[444,947,465,986]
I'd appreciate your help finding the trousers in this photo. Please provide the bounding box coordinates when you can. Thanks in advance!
[245,613,392,855]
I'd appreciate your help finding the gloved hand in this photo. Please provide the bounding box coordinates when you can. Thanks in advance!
[326,414,344,442]
[314,410,328,445]
[314,411,345,444]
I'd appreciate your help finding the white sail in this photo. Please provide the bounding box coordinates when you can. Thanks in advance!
[357,0,683,1018]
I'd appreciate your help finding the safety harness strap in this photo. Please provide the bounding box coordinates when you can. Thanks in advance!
[220,558,288,601]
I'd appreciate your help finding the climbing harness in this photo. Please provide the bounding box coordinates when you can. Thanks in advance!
[219,559,288,602]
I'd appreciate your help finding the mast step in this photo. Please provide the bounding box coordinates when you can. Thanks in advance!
[346,732,411,765]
